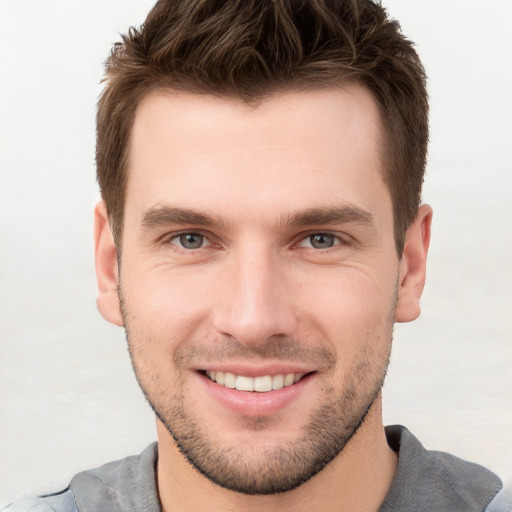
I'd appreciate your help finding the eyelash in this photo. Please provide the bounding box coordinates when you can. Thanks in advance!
[162,231,213,251]
[296,232,345,250]
[161,230,350,252]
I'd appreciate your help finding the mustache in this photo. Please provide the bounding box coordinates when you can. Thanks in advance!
[173,336,337,370]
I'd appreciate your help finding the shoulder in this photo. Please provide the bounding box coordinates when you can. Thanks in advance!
[485,482,512,512]
[1,489,77,512]
[382,425,505,512]
[69,442,160,512]
[2,442,159,512]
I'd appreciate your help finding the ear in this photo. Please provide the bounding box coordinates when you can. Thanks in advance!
[94,201,123,326]
[395,204,433,323]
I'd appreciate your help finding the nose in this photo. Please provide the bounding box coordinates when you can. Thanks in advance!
[212,247,297,347]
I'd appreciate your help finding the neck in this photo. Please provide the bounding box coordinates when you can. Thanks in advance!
[156,398,397,512]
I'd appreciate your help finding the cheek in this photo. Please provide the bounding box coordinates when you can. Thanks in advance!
[123,265,212,331]
[297,267,395,326]
[294,267,397,363]
[120,268,219,387]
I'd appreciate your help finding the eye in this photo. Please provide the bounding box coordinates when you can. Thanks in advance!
[172,233,211,250]
[299,233,340,249]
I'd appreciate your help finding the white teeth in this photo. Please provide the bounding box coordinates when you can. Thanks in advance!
[284,373,295,387]
[272,374,284,390]
[253,375,272,392]
[224,372,236,389]
[206,371,306,392]
[236,375,254,391]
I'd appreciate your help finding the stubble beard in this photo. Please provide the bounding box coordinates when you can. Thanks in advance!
[156,365,387,495]
[120,291,395,495]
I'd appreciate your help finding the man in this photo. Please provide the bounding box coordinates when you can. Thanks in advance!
[3,0,509,511]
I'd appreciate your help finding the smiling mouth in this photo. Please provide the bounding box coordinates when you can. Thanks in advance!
[203,370,308,392]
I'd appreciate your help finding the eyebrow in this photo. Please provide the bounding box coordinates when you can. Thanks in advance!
[284,206,374,229]
[140,206,232,230]
[140,205,374,231]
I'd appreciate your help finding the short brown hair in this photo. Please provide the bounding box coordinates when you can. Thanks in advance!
[97,0,428,254]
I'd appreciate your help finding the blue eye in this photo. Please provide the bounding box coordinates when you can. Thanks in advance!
[298,233,340,249]
[309,234,336,249]
[177,233,206,249]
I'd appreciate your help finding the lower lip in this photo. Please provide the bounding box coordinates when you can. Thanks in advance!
[198,373,314,417]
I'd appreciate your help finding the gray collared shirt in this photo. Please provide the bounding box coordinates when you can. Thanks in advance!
[3,425,506,511]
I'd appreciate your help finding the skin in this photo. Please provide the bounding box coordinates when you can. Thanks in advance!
[95,85,432,512]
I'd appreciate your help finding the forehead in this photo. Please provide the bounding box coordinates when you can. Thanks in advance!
[126,86,389,227]
[130,85,384,157]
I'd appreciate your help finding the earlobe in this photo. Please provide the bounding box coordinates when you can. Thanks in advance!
[395,204,433,323]
[94,201,123,326]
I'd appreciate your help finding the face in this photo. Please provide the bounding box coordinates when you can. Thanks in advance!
[96,86,429,494]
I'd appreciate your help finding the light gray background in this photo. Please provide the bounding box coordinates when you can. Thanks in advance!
[0,0,511,504]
